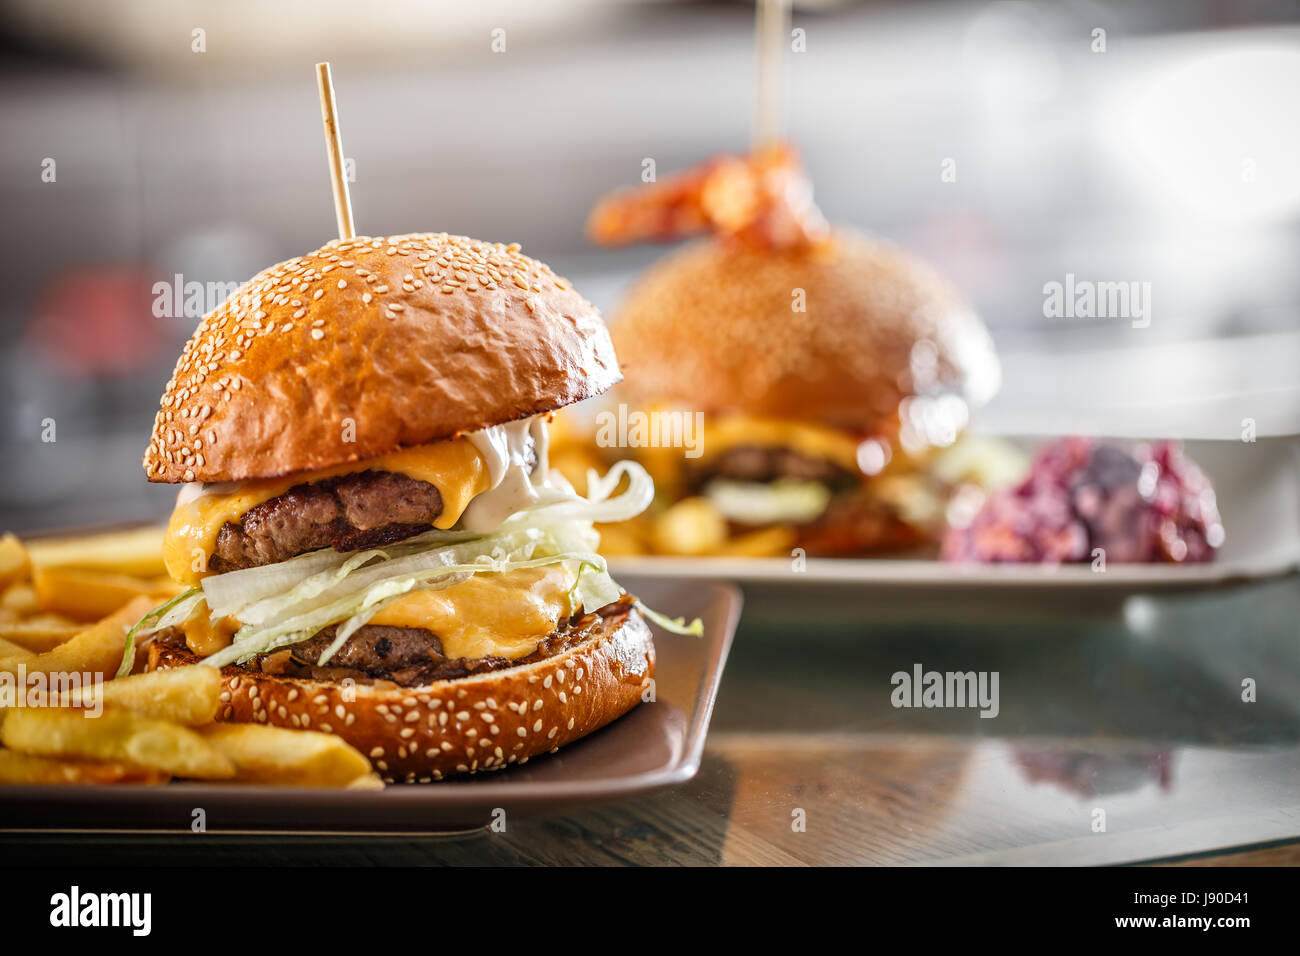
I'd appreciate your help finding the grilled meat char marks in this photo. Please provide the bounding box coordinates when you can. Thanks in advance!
[286,625,446,673]
[208,470,444,572]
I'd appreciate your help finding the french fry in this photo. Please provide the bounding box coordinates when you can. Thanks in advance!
[717,524,798,558]
[33,567,172,623]
[0,596,154,681]
[592,520,649,557]
[25,525,167,579]
[199,723,376,788]
[0,618,83,653]
[0,534,30,590]
[60,666,221,726]
[146,577,187,599]
[0,748,169,786]
[1,582,39,617]
[0,637,34,660]
[651,497,728,555]
[1,708,235,780]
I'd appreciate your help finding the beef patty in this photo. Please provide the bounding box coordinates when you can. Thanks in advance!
[208,470,444,573]
[688,446,929,555]
[152,596,635,689]
[286,624,445,673]
[687,444,858,492]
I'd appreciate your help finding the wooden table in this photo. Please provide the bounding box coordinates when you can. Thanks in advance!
[3,575,1298,866]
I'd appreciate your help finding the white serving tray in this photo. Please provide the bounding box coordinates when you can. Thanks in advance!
[609,437,1300,594]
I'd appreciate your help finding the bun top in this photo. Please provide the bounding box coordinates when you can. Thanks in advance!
[144,233,621,484]
[610,230,1000,432]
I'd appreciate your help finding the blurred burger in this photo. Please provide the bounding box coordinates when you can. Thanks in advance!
[581,145,1006,557]
[127,232,695,782]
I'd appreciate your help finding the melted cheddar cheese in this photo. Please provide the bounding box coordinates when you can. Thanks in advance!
[184,615,239,657]
[701,415,864,472]
[369,564,577,660]
[185,565,577,662]
[164,440,490,586]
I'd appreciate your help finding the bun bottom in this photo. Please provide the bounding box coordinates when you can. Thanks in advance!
[149,602,655,782]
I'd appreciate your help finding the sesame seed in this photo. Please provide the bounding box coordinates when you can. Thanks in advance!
[311,328,324,341]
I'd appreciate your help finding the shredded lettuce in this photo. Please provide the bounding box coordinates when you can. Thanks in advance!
[115,588,204,677]
[119,458,698,677]
[705,478,831,525]
[634,600,705,636]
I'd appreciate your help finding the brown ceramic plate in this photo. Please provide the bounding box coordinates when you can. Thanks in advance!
[0,577,739,833]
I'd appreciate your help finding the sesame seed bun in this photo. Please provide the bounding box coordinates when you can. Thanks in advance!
[144,233,621,484]
[148,601,655,782]
[610,230,1000,432]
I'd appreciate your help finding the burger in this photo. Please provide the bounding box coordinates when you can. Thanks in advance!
[126,232,695,783]
[580,144,1006,557]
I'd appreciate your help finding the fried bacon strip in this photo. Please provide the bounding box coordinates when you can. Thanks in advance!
[587,142,829,251]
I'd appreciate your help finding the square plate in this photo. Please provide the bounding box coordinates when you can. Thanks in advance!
[0,577,740,832]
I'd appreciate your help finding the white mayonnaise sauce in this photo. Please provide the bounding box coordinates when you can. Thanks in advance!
[461,416,571,531]
[175,479,243,508]
[172,414,573,530]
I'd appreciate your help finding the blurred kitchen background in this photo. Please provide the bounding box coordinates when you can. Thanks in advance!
[0,0,1297,533]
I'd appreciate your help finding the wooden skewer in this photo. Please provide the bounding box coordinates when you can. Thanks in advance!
[315,62,355,240]
[752,0,791,150]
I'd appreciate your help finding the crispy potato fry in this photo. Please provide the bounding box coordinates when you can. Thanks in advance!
[60,666,221,726]
[0,748,169,785]
[199,723,375,788]
[26,525,167,579]
[0,534,31,590]
[0,596,154,681]
[0,637,34,660]
[146,577,186,599]
[592,520,650,557]
[0,618,83,653]
[718,524,798,558]
[1,708,235,779]
[1,582,39,617]
[33,566,173,623]
[651,497,728,556]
